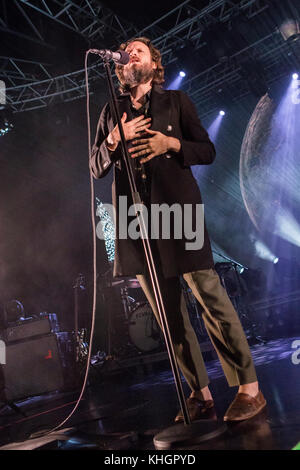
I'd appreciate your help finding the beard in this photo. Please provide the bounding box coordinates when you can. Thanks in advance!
[122,62,154,88]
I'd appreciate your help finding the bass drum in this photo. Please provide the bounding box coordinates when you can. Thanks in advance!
[129,302,162,352]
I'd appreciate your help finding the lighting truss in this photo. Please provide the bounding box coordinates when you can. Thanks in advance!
[146,0,270,65]
[0,0,138,104]
[0,57,53,86]
[5,0,138,45]
[186,29,300,117]
[1,0,300,114]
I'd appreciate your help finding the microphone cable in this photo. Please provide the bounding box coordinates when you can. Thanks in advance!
[25,51,100,441]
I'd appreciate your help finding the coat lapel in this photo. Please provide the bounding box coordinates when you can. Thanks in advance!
[150,85,172,133]
[115,93,133,122]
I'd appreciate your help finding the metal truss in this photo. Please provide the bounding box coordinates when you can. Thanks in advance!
[0,57,53,86]
[2,0,138,45]
[4,61,107,112]
[185,29,300,117]
[0,0,138,99]
[145,0,271,65]
[2,0,300,114]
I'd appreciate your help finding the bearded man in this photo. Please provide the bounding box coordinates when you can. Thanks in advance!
[90,37,266,423]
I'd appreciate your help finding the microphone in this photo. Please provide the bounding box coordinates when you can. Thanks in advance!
[89,49,130,65]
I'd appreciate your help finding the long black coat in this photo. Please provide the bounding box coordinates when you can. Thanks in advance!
[90,84,216,278]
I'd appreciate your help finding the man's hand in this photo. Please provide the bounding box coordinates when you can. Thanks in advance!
[106,112,151,151]
[129,128,181,163]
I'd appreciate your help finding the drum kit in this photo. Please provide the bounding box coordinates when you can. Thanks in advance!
[100,274,163,357]
[98,271,212,359]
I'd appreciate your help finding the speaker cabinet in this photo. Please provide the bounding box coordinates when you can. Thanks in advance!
[0,334,64,401]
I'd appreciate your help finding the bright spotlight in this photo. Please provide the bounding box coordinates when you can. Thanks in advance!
[273,257,279,264]
[219,110,225,116]
[179,71,186,78]
[253,239,279,263]
[292,73,299,80]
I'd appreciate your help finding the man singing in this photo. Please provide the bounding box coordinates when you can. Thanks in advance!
[90,37,266,422]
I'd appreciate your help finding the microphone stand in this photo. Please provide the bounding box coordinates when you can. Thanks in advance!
[100,59,226,449]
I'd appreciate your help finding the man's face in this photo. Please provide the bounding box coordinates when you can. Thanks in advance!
[122,41,157,88]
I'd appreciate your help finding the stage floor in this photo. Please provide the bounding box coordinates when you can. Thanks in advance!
[0,336,300,451]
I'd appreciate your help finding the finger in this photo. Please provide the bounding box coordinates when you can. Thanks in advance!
[144,128,157,135]
[140,153,156,163]
[131,139,149,145]
[121,112,127,122]
[130,147,151,158]
[129,143,149,153]
[135,119,152,129]
[135,124,152,133]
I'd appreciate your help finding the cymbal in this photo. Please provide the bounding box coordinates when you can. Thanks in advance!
[125,278,141,289]
[111,279,125,287]
[110,278,141,288]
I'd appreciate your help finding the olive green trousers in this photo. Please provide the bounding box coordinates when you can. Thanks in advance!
[136,268,257,391]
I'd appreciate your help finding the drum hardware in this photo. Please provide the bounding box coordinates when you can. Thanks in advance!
[128,302,163,353]
[97,268,163,358]
[73,273,86,363]
[120,287,136,320]
[213,253,266,344]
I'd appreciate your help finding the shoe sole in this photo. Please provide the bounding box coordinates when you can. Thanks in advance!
[223,400,267,422]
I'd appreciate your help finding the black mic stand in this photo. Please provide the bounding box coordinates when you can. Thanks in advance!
[100,58,226,449]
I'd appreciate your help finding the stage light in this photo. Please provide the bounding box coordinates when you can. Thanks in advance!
[219,110,225,116]
[279,19,300,43]
[253,239,279,264]
[275,211,300,247]
[206,112,225,142]
[167,70,186,90]
[0,108,14,137]
[292,73,299,80]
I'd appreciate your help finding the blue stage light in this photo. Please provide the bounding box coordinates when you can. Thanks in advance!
[219,110,225,116]
[292,73,299,80]
[179,71,186,77]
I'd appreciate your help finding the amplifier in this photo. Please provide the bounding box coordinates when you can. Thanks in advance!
[0,333,64,401]
[3,317,53,343]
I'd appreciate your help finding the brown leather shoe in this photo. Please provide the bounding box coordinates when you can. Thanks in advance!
[224,391,266,422]
[175,397,216,423]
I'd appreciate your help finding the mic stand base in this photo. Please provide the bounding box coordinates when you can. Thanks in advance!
[153,419,227,450]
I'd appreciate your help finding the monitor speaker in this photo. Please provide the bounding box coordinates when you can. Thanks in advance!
[0,334,64,402]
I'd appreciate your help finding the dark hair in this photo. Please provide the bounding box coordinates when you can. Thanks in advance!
[115,37,165,93]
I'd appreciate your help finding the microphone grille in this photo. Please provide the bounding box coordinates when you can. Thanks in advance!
[116,50,130,65]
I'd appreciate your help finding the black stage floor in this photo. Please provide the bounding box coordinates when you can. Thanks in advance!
[0,336,300,451]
